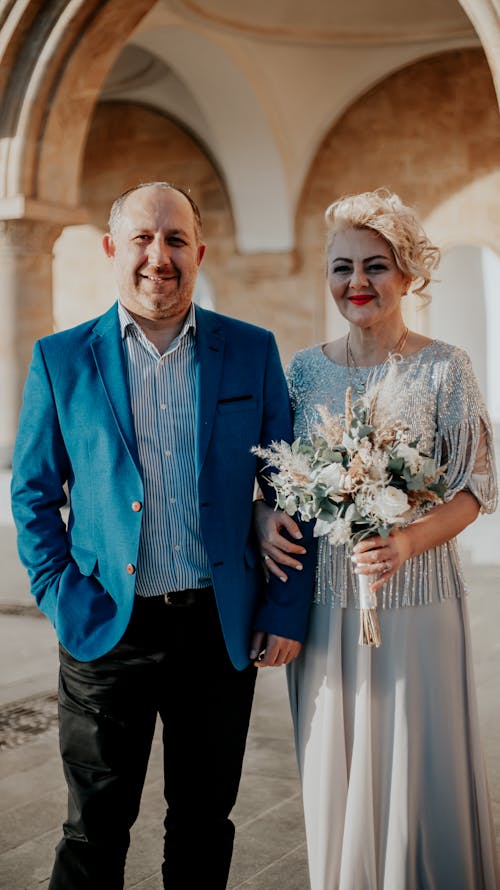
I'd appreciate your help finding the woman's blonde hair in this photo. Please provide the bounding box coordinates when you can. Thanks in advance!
[325,188,440,299]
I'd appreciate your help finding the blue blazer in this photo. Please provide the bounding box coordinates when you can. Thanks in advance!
[11,303,316,669]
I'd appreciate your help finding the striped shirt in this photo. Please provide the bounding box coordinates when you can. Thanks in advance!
[118,302,212,596]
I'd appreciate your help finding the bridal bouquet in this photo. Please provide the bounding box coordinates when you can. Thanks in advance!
[253,387,446,647]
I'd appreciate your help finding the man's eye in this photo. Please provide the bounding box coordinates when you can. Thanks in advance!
[169,237,185,246]
[135,234,150,242]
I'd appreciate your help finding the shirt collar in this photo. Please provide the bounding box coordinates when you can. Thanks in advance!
[118,301,197,345]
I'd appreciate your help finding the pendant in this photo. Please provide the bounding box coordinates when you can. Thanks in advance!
[354,382,365,394]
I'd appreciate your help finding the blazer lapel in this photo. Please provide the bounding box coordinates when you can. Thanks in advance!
[90,304,141,471]
[195,305,225,474]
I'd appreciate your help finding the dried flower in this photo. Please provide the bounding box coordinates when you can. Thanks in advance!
[252,388,446,549]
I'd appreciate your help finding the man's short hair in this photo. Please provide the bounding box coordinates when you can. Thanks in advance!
[108,182,203,241]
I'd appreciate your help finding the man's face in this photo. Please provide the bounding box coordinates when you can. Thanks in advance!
[103,186,205,323]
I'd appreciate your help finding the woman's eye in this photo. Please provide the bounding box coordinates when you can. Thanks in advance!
[332,264,351,274]
[366,263,387,272]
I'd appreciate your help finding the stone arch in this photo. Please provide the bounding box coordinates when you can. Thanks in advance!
[0,0,156,208]
[458,0,500,108]
[54,101,236,329]
[132,25,295,252]
[295,48,500,351]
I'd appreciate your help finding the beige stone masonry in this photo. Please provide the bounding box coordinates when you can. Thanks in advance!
[0,219,61,467]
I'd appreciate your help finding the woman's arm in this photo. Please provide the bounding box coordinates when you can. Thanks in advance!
[352,490,479,591]
[254,491,480,590]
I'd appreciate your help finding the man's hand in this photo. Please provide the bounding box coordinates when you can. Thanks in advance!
[249,631,302,667]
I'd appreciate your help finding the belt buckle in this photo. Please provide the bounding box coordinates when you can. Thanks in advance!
[164,591,186,606]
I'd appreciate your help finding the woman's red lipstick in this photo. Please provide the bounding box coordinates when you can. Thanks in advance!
[349,295,374,305]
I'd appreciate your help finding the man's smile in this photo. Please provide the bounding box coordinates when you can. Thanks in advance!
[140,272,177,282]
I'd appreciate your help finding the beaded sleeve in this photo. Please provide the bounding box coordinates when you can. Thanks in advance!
[434,348,497,514]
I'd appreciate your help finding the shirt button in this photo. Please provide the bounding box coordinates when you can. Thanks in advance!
[165,449,172,457]
[170,497,176,504]
[174,545,181,552]
[131,501,142,512]
[160,403,167,410]
[126,563,136,575]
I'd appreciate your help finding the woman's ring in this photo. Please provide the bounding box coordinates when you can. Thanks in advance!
[384,560,392,572]
[263,554,270,562]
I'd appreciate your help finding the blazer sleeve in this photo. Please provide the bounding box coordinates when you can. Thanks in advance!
[10,341,103,628]
[253,333,317,642]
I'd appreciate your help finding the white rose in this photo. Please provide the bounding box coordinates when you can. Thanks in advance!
[315,462,346,494]
[372,486,410,524]
[328,517,352,546]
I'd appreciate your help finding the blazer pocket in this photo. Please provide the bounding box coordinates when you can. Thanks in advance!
[217,396,257,414]
[70,545,98,577]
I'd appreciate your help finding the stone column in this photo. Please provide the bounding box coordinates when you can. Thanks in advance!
[0,219,62,467]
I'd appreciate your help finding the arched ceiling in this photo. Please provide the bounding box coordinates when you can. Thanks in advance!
[115,0,483,251]
[169,0,475,44]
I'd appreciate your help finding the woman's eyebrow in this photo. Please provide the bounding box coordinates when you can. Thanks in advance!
[332,254,389,262]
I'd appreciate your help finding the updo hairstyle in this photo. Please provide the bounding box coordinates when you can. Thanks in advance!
[324,188,440,300]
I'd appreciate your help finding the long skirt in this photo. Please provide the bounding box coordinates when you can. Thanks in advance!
[287,596,499,890]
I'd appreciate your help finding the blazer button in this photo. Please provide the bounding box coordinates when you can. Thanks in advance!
[131,501,142,512]
[126,563,136,575]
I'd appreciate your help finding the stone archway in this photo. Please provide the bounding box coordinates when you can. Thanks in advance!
[0,0,156,463]
[295,48,500,353]
[458,0,500,108]
[0,0,156,206]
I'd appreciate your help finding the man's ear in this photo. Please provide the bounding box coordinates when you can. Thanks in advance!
[197,243,206,266]
[102,233,115,258]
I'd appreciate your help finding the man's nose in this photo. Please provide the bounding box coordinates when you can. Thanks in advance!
[148,237,171,267]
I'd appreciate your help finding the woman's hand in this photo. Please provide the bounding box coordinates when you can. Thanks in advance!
[352,491,480,593]
[253,500,307,582]
[352,528,412,593]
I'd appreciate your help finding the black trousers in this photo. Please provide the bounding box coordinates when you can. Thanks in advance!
[49,589,257,890]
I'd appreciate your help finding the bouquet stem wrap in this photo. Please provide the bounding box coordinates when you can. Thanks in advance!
[357,572,381,648]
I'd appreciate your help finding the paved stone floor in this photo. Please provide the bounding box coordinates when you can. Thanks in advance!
[0,504,499,888]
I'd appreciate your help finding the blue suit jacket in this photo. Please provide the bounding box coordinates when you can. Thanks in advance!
[11,303,316,669]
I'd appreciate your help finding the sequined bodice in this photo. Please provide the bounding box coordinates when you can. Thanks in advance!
[287,340,497,609]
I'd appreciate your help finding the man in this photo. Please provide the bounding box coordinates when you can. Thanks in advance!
[11,182,315,889]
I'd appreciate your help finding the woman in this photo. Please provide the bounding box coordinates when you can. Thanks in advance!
[256,190,499,889]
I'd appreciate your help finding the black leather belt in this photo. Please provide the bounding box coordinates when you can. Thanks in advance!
[163,586,213,607]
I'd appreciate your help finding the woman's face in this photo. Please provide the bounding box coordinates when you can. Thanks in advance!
[327,227,409,329]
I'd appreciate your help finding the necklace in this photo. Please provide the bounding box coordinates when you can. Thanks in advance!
[345,326,409,395]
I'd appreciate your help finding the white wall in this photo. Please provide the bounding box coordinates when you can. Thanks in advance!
[429,245,487,397]
[429,245,500,564]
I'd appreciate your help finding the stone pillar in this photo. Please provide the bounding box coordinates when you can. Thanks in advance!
[0,219,62,467]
